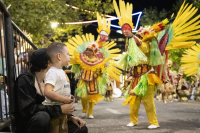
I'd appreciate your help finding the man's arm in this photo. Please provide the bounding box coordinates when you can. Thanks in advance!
[64,69,71,74]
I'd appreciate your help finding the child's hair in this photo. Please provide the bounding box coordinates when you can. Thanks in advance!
[46,42,67,63]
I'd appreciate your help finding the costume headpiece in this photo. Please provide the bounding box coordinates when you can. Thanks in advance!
[66,33,123,82]
[97,12,111,36]
[86,42,99,55]
[136,19,169,41]
[165,0,200,50]
[113,0,134,34]
[137,26,155,41]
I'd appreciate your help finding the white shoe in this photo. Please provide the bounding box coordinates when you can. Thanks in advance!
[88,115,94,119]
[81,113,87,118]
[127,123,136,127]
[148,125,160,129]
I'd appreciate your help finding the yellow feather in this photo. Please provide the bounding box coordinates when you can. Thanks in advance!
[68,39,78,47]
[113,0,134,28]
[105,41,115,48]
[72,37,80,46]
[82,35,87,42]
[96,35,100,42]
[107,43,117,50]
[86,33,90,42]
[180,43,200,76]
[75,35,83,44]
[108,48,121,54]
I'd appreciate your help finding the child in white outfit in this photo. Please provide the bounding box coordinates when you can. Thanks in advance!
[43,42,73,133]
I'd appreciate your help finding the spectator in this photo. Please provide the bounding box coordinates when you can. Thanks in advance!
[16,48,88,133]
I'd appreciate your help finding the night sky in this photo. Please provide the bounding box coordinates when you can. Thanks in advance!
[83,0,177,35]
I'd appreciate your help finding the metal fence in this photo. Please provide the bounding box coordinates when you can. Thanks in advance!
[0,1,37,131]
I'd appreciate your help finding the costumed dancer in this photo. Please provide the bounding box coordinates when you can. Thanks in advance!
[104,76,115,101]
[167,60,176,102]
[114,0,200,129]
[66,13,122,119]
[167,61,176,102]
[157,60,175,103]
[113,0,164,129]
[176,68,190,101]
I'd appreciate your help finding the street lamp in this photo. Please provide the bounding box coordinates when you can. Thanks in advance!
[51,22,57,28]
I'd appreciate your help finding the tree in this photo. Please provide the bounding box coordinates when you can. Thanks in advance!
[140,7,170,26]
[3,0,114,47]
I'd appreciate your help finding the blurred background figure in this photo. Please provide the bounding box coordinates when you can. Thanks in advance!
[63,66,78,102]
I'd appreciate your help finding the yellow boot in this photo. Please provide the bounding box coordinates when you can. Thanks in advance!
[81,97,88,118]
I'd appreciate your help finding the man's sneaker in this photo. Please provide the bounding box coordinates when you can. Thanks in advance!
[127,123,136,127]
[148,125,160,129]
[88,115,94,119]
[81,113,87,118]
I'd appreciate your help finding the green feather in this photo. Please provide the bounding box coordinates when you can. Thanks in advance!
[75,80,87,98]
[131,73,148,97]
[119,53,129,70]
[97,70,107,95]
[166,24,173,46]
[71,64,81,79]
[127,38,147,67]
[124,85,130,99]
[149,38,163,66]
[99,48,110,58]
[97,79,106,95]
[157,29,166,42]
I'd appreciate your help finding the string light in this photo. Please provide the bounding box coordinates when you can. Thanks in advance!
[50,0,142,30]
[50,12,142,31]
[52,0,115,18]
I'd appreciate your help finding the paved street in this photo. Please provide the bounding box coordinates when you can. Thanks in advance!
[73,98,200,133]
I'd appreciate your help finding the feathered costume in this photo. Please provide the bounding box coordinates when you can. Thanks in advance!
[66,13,122,117]
[181,43,200,76]
[113,0,200,127]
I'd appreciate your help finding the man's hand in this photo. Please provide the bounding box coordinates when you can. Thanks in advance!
[124,30,133,38]
[71,95,75,103]
[61,103,75,115]
[63,96,74,104]
[69,116,87,129]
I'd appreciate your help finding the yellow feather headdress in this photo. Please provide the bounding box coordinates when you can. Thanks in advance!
[166,0,200,50]
[113,0,134,29]
[97,12,111,35]
[181,43,200,76]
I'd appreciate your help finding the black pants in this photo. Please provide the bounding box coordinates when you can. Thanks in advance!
[17,111,88,133]
[70,82,76,96]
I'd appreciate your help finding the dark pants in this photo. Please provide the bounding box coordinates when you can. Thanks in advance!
[70,82,76,96]
[27,111,50,133]
[17,111,88,133]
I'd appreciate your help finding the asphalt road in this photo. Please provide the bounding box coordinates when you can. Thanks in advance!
[73,98,200,133]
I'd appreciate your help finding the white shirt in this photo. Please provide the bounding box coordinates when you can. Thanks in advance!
[43,67,71,105]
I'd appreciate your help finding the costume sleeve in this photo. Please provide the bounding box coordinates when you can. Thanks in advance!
[17,74,62,120]
[138,42,150,54]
